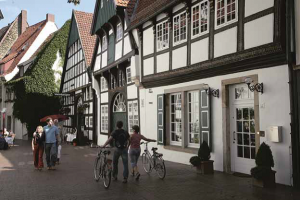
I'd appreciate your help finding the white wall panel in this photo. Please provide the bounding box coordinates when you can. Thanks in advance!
[101,92,108,103]
[123,35,131,55]
[115,41,122,60]
[245,0,274,17]
[173,3,185,13]
[102,52,107,68]
[143,28,154,56]
[172,46,187,70]
[127,84,138,99]
[245,14,274,50]
[142,21,152,29]
[191,38,209,64]
[214,27,237,58]
[94,55,101,72]
[156,13,168,21]
[143,57,154,76]
[157,52,169,73]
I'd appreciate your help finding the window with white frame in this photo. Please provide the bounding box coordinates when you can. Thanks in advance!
[101,105,108,133]
[215,0,237,27]
[118,70,125,87]
[89,117,93,127]
[116,23,123,41]
[156,21,169,51]
[101,77,108,92]
[173,12,187,44]
[126,67,132,84]
[111,74,117,89]
[192,1,209,37]
[102,35,107,51]
[170,93,182,145]
[128,100,139,133]
[188,91,200,147]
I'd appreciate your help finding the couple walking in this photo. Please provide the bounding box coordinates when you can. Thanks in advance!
[31,118,60,170]
[101,121,156,183]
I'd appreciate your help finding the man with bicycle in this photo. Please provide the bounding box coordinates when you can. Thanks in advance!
[101,121,130,183]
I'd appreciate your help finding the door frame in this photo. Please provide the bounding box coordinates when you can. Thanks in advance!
[221,74,260,173]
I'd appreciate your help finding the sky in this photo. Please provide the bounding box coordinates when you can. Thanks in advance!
[0,0,96,28]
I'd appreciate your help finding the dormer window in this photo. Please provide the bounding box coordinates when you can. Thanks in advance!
[102,35,107,51]
[215,0,238,28]
[116,23,123,41]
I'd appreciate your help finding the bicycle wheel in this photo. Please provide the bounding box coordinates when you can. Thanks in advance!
[102,163,112,189]
[93,156,102,182]
[155,157,166,179]
[142,153,152,173]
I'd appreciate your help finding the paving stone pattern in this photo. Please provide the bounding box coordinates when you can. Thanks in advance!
[0,140,299,200]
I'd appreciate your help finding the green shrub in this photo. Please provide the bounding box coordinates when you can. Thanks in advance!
[198,141,211,161]
[190,156,201,166]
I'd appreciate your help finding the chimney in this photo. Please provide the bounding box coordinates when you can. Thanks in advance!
[46,14,55,23]
[20,10,27,34]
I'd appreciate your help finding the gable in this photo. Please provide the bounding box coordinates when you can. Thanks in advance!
[68,15,80,48]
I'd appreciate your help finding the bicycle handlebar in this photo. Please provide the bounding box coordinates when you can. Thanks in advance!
[140,141,152,145]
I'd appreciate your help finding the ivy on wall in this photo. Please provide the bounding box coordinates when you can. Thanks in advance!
[6,20,71,136]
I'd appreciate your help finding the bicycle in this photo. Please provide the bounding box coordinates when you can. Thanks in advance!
[93,147,112,189]
[141,141,166,179]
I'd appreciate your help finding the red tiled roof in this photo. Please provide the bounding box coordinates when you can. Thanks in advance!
[0,25,10,43]
[0,20,47,76]
[116,0,130,7]
[74,10,97,67]
[128,0,179,29]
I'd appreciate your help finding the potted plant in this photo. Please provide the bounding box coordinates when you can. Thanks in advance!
[250,142,276,188]
[189,141,214,174]
[72,138,77,146]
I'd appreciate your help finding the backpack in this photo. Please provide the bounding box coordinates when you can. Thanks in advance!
[115,130,128,149]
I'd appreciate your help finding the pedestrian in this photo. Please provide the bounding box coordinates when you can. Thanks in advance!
[3,128,9,137]
[44,118,59,170]
[101,121,130,183]
[129,125,156,180]
[53,119,62,164]
[32,126,45,170]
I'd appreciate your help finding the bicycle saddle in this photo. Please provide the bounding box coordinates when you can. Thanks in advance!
[103,150,111,155]
[152,147,158,151]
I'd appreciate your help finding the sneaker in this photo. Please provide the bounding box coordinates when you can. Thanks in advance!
[122,178,127,184]
[135,173,140,181]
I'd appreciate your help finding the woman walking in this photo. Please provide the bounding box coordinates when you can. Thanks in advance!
[129,125,156,180]
[32,126,45,170]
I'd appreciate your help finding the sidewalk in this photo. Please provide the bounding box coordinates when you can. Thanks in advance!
[0,139,299,200]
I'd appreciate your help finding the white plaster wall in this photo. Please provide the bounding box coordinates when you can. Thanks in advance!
[123,35,131,55]
[130,56,137,78]
[98,134,109,146]
[143,57,154,76]
[245,0,274,17]
[295,1,300,65]
[245,14,274,50]
[19,21,58,64]
[214,27,237,58]
[98,41,102,54]
[52,51,62,83]
[139,65,291,186]
[101,92,108,104]
[94,55,101,72]
[115,41,122,61]
[143,28,154,56]
[191,38,209,64]
[173,3,185,13]
[157,52,169,73]
[102,51,107,68]
[127,85,138,99]
[143,21,153,29]
[156,13,168,21]
[172,46,187,70]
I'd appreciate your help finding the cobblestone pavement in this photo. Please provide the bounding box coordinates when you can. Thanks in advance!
[0,140,299,200]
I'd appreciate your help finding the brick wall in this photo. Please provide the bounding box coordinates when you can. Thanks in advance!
[0,21,19,60]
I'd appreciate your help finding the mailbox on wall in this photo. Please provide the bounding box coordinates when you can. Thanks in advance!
[268,126,282,143]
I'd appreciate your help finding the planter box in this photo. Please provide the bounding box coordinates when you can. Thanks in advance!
[252,170,276,188]
[195,160,214,174]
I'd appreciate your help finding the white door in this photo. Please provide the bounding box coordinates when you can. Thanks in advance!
[230,84,256,174]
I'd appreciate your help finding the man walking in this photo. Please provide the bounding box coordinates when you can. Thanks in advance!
[101,121,130,183]
[44,118,59,170]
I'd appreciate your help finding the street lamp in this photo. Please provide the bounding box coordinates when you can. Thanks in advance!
[245,77,264,94]
[67,0,81,5]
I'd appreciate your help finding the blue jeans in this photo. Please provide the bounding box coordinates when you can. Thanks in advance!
[45,143,57,167]
[113,148,129,179]
[129,148,141,168]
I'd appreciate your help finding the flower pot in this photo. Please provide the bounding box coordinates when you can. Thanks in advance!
[252,170,276,188]
[200,160,214,174]
[73,142,77,146]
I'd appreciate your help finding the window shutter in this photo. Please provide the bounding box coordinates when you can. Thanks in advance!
[157,94,165,145]
[200,89,212,151]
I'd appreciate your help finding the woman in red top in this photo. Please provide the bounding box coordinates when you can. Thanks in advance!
[32,126,45,170]
[129,125,156,180]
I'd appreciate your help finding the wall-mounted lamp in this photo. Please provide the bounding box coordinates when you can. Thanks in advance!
[149,89,153,93]
[245,77,263,94]
[205,88,219,98]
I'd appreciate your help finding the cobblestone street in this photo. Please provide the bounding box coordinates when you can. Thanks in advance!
[0,140,299,200]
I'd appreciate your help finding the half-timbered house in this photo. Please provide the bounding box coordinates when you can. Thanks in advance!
[60,10,97,145]
[127,0,297,186]
[90,0,139,145]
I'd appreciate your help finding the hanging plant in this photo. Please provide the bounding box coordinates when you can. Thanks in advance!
[77,103,89,114]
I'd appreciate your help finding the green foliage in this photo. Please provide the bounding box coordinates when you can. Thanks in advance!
[251,142,275,180]
[198,141,211,161]
[190,156,201,167]
[6,20,71,136]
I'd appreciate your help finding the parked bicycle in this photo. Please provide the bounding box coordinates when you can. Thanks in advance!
[94,147,112,189]
[141,141,166,179]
